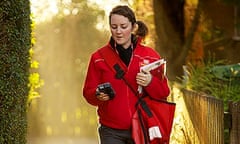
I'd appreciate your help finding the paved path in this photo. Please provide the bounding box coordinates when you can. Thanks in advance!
[28,137,98,144]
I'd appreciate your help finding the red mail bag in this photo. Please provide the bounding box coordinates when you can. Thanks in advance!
[132,96,176,144]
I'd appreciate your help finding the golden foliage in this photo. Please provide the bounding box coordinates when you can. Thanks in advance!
[28,14,44,105]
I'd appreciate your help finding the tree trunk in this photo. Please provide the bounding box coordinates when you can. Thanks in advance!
[153,0,185,80]
[153,0,204,80]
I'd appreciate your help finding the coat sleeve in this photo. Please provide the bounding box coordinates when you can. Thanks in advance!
[82,54,104,106]
[144,61,170,99]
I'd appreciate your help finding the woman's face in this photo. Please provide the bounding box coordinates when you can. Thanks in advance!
[110,14,133,49]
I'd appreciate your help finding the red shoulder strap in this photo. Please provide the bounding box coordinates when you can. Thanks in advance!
[99,46,139,96]
[99,46,127,75]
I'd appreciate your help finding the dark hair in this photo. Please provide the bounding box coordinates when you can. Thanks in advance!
[109,5,148,38]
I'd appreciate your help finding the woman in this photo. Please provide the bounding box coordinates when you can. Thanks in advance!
[83,5,170,144]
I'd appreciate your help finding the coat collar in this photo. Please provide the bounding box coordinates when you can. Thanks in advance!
[108,35,143,51]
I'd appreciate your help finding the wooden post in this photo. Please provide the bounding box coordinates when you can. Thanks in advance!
[229,101,240,144]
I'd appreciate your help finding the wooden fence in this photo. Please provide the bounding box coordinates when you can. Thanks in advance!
[182,89,224,144]
[182,89,240,144]
[228,101,240,144]
[169,87,240,144]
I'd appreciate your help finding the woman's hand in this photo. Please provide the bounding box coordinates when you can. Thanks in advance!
[136,71,152,87]
[96,92,110,101]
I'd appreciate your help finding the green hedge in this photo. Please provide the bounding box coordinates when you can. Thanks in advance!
[0,0,31,143]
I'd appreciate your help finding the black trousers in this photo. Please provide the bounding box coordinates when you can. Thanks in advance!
[98,125,135,144]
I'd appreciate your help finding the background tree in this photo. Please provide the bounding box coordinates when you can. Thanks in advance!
[153,0,201,80]
[153,0,240,80]
[202,0,240,63]
[153,0,184,78]
[0,0,31,143]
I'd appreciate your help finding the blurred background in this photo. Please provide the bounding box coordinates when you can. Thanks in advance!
[26,0,240,143]
[27,0,128,143]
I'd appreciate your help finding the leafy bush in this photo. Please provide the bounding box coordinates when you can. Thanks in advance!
[181,58,240,110]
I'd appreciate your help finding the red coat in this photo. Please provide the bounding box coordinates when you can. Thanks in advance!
[83,38,170,130]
